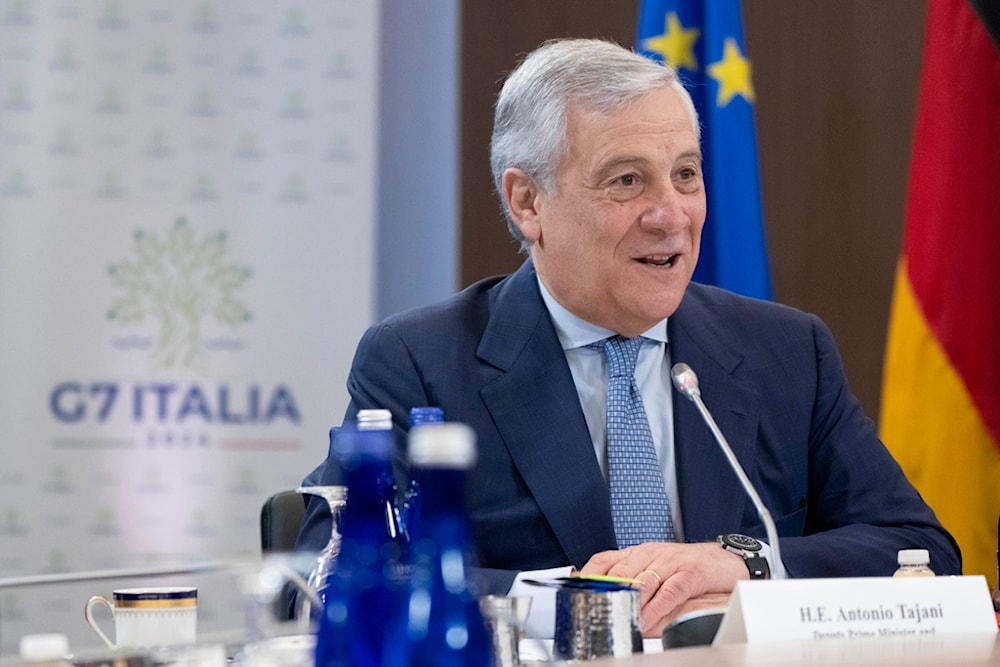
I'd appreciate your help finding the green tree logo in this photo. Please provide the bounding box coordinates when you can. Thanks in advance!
[108,217,252,370]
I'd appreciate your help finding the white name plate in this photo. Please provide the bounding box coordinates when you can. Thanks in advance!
[714,575,997,645]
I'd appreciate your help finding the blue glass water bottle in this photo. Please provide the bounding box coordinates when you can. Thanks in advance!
[356,409,409,550]
[387,422,493,666]
[314,426,407,667]
[401,407,444,541]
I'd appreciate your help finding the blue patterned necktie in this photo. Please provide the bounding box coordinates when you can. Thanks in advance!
[596,335,675,547]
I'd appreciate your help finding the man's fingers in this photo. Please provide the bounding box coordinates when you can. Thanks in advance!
[579,547,630,575]
[641,574,695,633]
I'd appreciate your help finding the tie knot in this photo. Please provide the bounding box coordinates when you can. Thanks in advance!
[595,335,644,377]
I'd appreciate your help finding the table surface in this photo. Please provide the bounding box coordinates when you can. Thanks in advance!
[581,632,1000,666]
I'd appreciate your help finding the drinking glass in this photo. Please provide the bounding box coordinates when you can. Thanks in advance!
[295,485,348,617]
[239,553,319,667]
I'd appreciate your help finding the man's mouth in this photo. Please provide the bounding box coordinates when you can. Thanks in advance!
[636,254,679,267]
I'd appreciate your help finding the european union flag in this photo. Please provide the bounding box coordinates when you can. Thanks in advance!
[637,0,771,300]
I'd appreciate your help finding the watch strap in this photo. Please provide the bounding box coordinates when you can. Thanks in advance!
[718,534,771,580]
[743,555,770,580]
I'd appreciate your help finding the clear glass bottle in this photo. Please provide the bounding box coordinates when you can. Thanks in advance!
[314,427,408,667]
[386,422,493,667]
[893,549,935,577]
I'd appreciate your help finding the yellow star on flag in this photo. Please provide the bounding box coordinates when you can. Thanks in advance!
[707,37,755,106]
[642,12,700,72]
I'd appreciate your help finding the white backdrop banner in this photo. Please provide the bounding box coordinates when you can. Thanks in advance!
[0,0,379,652]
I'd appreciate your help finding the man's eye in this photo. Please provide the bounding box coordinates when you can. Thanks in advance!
[617,174,638,186]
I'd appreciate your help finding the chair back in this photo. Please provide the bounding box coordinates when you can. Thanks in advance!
[260,490,306,553]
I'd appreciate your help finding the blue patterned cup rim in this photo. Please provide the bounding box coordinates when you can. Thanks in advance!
[112,587,197,608]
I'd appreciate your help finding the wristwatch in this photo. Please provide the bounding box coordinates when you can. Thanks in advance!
[717,533,771,580]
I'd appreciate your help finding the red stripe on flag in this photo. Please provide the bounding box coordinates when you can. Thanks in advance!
[904,0,1000,446]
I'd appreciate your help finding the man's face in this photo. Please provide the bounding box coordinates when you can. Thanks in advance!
[513,87,706,338]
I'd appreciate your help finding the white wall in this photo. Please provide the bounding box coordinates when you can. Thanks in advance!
[376,0,460,319]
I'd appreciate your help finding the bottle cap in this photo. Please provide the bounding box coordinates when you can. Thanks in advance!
[897,548,930,566]
[19,633,69,662]
[409,422,476,468]
[409,406,444,425]
[357,409,392,430]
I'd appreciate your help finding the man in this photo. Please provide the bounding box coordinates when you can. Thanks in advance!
[297,38,960,638]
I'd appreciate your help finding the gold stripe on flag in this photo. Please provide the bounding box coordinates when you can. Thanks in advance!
[881,261,1000,588]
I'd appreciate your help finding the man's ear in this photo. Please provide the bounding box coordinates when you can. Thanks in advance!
[502,168,543,243]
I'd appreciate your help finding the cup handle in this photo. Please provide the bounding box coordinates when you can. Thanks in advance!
[84,595,116,649]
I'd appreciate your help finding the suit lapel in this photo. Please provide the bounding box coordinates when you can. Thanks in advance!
[477,262,617,567]
[472,270,763,557]
[669,286,762,540]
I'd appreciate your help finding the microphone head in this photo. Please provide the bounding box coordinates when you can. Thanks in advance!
[670,363,701,400]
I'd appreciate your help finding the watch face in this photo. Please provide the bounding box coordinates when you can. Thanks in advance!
[723,534,762,553]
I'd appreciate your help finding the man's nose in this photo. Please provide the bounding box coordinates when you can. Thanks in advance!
[639,183,689,231]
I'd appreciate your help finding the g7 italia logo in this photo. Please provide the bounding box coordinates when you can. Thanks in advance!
[107,216,252,370]
[46,217,302,430]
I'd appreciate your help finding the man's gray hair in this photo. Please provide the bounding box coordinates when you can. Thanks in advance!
[490,38,700,251]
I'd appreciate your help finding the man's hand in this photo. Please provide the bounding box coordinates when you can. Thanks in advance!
[579,542,746,637]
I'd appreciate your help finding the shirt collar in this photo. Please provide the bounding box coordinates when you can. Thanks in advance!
[536,277,669,351]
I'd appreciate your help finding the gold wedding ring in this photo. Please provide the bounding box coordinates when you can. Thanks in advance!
[640,569,662,586]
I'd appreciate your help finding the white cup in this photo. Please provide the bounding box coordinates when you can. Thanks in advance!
[84,587,197,650]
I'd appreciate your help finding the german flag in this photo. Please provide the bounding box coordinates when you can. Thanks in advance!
[880,0,1000,589]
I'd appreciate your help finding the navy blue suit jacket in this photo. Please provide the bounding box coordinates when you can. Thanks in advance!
[297,260,960,592]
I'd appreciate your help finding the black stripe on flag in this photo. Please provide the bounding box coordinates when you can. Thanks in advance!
[968,0,1000,52]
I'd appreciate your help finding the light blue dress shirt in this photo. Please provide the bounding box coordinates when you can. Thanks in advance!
[536,279,685,542]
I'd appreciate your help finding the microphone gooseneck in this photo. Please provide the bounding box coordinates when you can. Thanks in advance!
[670,363,786,579]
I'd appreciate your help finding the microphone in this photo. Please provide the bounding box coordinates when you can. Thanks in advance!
[670,362,787,579]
